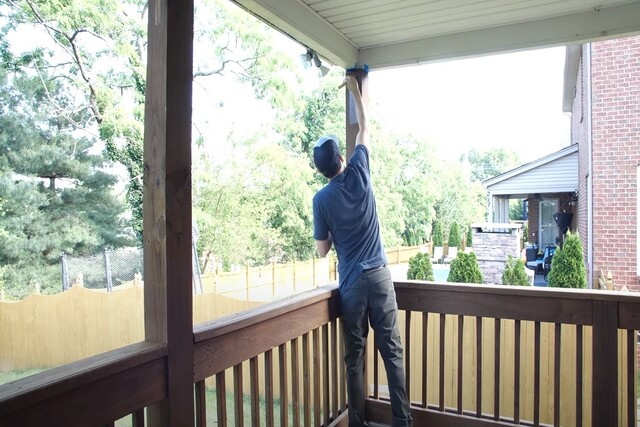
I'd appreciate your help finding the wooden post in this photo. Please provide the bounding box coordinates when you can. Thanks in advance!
[143,0,194,425]
[272,261,276,298]
[246,263,250,301]
[591,300,618,425]
[103,248,113,292]
[293,259,297,292]
[312,257,316,288]
[345,68,368,160]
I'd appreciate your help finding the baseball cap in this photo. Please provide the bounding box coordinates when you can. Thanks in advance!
[313,135,342,178]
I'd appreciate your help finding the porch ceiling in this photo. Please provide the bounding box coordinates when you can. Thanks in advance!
[231,0,640,69]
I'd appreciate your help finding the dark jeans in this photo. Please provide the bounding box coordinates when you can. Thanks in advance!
[340,266,412,427]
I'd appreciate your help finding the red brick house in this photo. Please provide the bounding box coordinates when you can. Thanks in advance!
[567,35,640,290]
[485,35,640,290]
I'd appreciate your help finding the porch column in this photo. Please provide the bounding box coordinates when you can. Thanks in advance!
[345,68,368,159]
[143,0,194,425]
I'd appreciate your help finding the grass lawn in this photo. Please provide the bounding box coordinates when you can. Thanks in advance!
[0,368,45,385]
[114,386,312,427]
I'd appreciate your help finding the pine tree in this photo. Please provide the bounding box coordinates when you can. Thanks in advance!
[448,252,483,284]
[448,223,461,248]
[0,71,132,298]
[407,252,434,281]
[502,255,530,286]
[547,231,587,288]
[432,220,443,246]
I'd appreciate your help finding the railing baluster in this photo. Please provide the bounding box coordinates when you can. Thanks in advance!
[405,310,412,405]
[279,344,288,427]
[313,328,321,427]
[592,301,618,426]
[576,325,583,427]
[303,333,311,427]
[554,323,561,427]
[291,337,301,427]
[323,324,330,426]
[457,315,463,414]
[627,329,636,427]
[534,321,541,427]
[422,312,428,409]
[265,349,274,427]
[195,380,206,427]
[132,408,145,427]
[331,320,338,420]
[233,363,244,427]
[514,319,521,424]
[494,318,501,421]
[476,316,482,417]
[439,313,445,412]
[216,371,227,427]
[250,357,261,427]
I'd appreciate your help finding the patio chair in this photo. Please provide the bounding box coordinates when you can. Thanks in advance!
[431,246,444,263]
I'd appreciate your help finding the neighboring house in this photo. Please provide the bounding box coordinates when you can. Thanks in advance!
[484,35,640,290]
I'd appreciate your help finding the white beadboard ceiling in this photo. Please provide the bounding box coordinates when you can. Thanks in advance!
[231,0,640,69]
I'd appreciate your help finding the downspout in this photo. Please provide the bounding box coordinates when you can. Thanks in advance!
[586,44,594,289]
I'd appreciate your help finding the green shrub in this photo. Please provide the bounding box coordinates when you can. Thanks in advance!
[448,223,461,248]
[466,225,473,247]
[448,252,483,284]
[501,255,530,286]
[407,252,434,281]
[547,231,587,288]
[432,220,443,247]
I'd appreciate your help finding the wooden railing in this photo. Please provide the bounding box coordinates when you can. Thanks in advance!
[1,281,638,426]
[192,285,346,426]
[367,282,640,427]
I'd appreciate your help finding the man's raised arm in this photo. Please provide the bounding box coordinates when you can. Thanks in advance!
[345,75,369,147]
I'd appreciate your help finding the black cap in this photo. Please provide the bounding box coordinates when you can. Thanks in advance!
[313,135,341,178]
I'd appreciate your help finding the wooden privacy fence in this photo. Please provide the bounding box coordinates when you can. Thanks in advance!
[200,245,422,301]
[0,246,422,371]
[0,285,260,371]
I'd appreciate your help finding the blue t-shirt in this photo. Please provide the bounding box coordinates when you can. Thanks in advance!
[313,145,387,293]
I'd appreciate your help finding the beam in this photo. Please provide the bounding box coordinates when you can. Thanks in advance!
[143,0,194,425]
[231,0,358,68]
[359,2,640,69]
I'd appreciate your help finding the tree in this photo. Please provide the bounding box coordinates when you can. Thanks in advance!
[466,147,521,183]
[501,255,529,286]
[466,225,473,248]
[406,252,434,281]
[432,220,443,246]
[2,0,305,241]
[448,252,483,284]
[448,223,461,248]
[0,70,131,298]
[547,231,587,288]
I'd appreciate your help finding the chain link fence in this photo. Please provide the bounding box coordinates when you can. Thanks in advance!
[63,247,143,291]
[61,245,203,293]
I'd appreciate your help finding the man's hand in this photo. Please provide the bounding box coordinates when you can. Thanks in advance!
[344,75,359,94]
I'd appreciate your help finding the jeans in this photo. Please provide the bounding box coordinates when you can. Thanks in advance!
[340,266,412,427]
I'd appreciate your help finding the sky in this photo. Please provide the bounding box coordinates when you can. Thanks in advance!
[367,47,571,162]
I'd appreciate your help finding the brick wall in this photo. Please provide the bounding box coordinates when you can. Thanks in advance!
[574,48,591,284]
[590,35,640,291]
